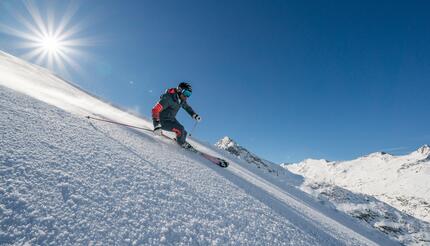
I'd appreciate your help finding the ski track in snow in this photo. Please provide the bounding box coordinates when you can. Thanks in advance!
[0,51,398,245]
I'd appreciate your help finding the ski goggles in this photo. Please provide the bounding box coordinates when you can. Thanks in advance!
[181,89,192,97]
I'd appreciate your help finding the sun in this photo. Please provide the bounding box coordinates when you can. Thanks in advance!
[40,36,62,53]
[0,1,94,77]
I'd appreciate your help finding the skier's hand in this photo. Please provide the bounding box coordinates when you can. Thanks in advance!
[193,113,202,122]
[153,122,162,136]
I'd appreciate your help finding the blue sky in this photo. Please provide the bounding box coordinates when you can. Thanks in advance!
[1,0,429,163]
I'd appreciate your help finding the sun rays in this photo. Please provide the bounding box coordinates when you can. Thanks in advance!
[0,0,94,77]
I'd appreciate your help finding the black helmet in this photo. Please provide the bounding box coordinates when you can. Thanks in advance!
[178,82,192,92]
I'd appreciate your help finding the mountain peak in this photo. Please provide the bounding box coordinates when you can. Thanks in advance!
[416,144,430,155]
[222,136,233,141]
[216,136,237,149]
[358,151,393,161]
[303,158,331,163]
[215,136,277,172]
[368,151,389,157]
[411,144,430,158]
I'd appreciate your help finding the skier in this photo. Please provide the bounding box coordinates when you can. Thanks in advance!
[151,82,201,148]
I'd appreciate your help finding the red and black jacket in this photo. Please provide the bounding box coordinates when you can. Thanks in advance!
[152,88,196,126]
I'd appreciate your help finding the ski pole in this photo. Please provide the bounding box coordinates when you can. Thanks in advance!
[188,121,198,137]
[85,115,153,132]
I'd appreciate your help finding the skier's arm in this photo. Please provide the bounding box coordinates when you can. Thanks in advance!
[182,101,196,117]
[182,101,201,122]
[152,94,171,127]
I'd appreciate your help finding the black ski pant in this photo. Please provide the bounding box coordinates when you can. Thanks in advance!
[160,118,187,145]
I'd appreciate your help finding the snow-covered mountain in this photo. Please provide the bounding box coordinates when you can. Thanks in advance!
[215,136,278,174]
[0,50,398,245]
[284,147,430,222]
[282,148,430,244]
[215,136,430,244]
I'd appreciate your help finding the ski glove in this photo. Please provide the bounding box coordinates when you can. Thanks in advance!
[153,122,162,136]
[193,113,202,122]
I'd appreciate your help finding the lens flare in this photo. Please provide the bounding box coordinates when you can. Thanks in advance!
[0,1,95,77]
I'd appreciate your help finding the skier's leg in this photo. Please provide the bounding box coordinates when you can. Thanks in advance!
[160,119,187,145]
[171,120,187,145]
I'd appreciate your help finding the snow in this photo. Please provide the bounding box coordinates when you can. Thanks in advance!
[286,149,430,222]
[0,50,397,245]
[219,136,429,245]
[0,85,314,245]
[284,148,430,245]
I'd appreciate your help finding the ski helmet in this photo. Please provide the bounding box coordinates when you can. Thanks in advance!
[178,82,192,92]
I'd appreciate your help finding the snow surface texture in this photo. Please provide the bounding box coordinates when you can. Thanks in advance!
[0,50,397,245]
[0,86,310,245]
[283,151,430,245]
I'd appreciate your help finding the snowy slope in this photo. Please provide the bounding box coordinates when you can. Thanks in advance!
[283,150,430,244]
[0,50,397,245]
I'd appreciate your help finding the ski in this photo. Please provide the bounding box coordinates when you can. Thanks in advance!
[160,133,229,168]
[184,144,229,168]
